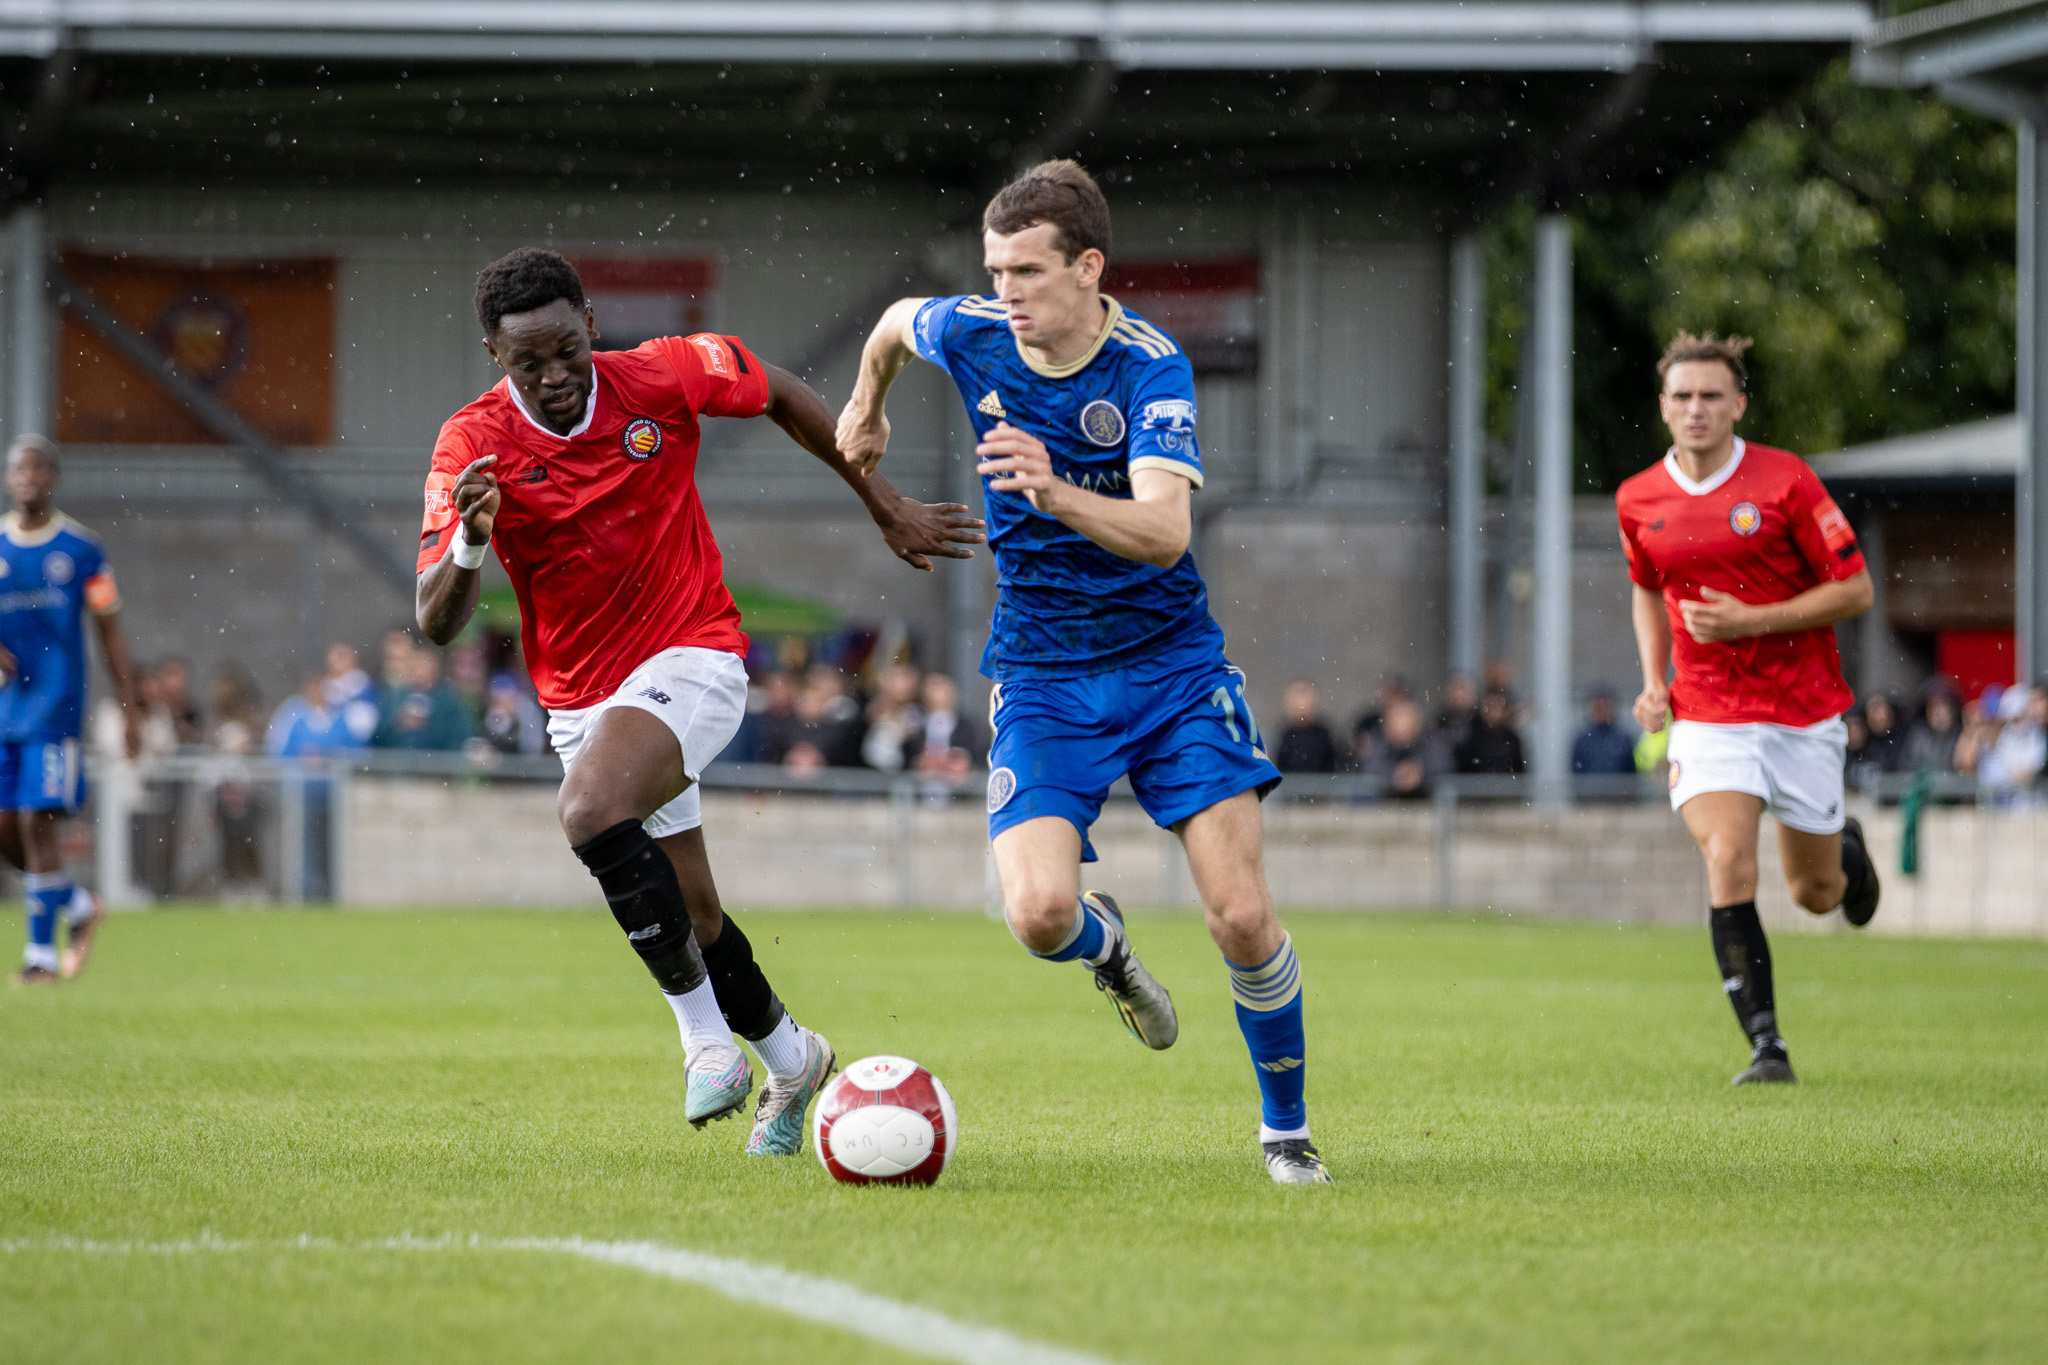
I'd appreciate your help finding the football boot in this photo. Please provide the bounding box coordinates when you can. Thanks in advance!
[1262,1138,1334,1185]
[684,1043,754,1128]
[1731,1039,1797,1086]
[1084,892,1179,1050]
[745,1028,837,1157]
[9,963,60,987]
[1839,816,1881,928]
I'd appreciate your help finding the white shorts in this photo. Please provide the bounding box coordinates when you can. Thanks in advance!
[547,647,747,838]
[1666,715,1847,834]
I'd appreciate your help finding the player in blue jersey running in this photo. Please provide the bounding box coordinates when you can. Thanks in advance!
[838,161,1329,1185]
[0,435,140,985]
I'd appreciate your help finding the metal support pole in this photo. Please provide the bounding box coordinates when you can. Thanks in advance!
[1448,234,1487,682]
[1529,214,1575,803]
[10,204,47,441]
[1857,513,1890,697]
[1291,207,1317,491]
[2019,122,2048,685]
[300,522,326,677]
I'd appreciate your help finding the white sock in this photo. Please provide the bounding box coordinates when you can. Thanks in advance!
[66,886,96,927]
[1259,1122,1311,1145]
[747,1012,811,1081]
[21,944,57,971]
[662,979,732,1059]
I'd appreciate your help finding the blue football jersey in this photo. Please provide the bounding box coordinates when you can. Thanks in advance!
[912,294,1212,679]
[0,512,118,742]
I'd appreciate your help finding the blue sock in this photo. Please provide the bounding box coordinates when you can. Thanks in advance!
[1029,898,1111,964]
[22,872,70,972]
[1227,933,1309,1138]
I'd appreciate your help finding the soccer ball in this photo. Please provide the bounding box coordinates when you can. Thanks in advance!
[813,1054,958,1186]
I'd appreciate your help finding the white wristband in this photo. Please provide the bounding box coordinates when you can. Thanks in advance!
[451,526,488,570]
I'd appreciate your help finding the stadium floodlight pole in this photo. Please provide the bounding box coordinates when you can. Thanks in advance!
[2021,119,2048,685]
[1528,213,1574,805]
[1447,233,1486,682]
[48,265,419,596]
[8,205,48,441]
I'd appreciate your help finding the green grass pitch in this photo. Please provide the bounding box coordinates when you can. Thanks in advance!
[1,906,2043,1363]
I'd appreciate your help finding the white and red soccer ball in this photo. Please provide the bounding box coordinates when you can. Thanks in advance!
[813,1054,957,1186]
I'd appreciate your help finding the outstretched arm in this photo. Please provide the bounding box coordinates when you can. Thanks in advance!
[835,297,928,476]
[92,611,142,759]
[764,360,981,572]
[417,455,499,645]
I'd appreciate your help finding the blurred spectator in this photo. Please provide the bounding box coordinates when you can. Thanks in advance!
[1454,689,1526,775]
[749,671,801,765]
[1953,693,1999,775]
[446,637,489,716]
[322,643,381,744]
[208,662,265,756]
[1981,684,2048,790]
[1847,693,1906,779]
[373,644,472,751]
[862,662,925,772]
[151,656,204,747]
[205,664,266,891]
[782,667,865,773]
[1570,686,1635,775]
[1351,676,1412,770]
[1366,698,1441,798]
[911,673,986,791]
[481,675,547,755]
[1901,686,1963,773]
[268,673,364,757]
[1275,680,1342,774]
[1434,671,1480,752]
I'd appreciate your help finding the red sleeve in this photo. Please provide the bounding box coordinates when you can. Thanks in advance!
[416,423,476,575]
[1786,464,1865,582]
[1618,502,1660,590]
[657,333,772,419]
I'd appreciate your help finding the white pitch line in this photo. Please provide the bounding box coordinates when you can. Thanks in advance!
[1,1233,1118,1365]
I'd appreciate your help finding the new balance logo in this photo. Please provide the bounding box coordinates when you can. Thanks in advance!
[977,390,1007,418]
[1257,1057,1304,1073]
[627,925,660,942]
[638,687,672,705]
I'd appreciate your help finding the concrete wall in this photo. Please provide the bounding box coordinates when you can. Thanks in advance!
[325,780,2048,940]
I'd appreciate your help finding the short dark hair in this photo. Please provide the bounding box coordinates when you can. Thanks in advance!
[1657,330,1753,391]
[983,159,1111,263]
[474,247,584,336]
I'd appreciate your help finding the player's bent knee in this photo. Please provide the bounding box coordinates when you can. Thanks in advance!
[557,782,639,849]
[1790,873,1845,915]
[1004,892,1077,954]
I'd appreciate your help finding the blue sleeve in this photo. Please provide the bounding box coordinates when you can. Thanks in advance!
[1125,357,1203,489]
[910,295,968,372]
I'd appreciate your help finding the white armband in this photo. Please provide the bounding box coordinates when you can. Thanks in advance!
[450,525,489,571]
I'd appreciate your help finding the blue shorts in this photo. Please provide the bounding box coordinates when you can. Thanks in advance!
[0,739,85,813]
[986,630,1282,862]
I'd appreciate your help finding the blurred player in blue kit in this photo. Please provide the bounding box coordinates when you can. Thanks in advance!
[0,436,140,985]
[838,161,1330,1185]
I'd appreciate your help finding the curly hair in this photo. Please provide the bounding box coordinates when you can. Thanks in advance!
[983,159,1111,262]
[474,247,585,336]
[1657,330,1754,391]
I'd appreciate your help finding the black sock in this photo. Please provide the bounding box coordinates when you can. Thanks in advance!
[571,819,707,995]
[1708,900,1783,1055]
[699,913,786,1042]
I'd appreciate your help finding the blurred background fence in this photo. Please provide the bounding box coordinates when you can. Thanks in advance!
[72,753,2048,940]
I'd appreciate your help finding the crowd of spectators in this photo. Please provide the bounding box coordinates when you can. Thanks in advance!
[1846,678,2048,792]
[726,655,988,781]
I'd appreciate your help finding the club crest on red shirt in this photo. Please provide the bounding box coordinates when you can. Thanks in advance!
[1728,501,1762,536]
[622,417,663,460]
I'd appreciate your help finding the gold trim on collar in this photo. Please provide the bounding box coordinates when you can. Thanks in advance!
[0,510,69,547]
[1014,296,1121,380]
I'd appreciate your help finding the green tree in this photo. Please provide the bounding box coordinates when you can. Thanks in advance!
[1489,59,2016,489]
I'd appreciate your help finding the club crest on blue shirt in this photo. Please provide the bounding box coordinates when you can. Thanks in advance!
[42,552,73,585]
[1729,502,1762,536]
[1078,400,1126,447]
[621,417,663,461]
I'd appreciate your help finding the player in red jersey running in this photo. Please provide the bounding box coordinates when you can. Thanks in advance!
[416,249,982,1152]
[1619,332,1880,1086]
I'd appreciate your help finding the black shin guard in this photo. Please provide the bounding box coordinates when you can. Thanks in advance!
[571,819,707,995]
[699,914,787,1042]
[1709,900,1781,1051]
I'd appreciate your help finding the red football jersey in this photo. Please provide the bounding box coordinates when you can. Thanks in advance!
[417,334,770,710]
[1616,440,1865,727]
